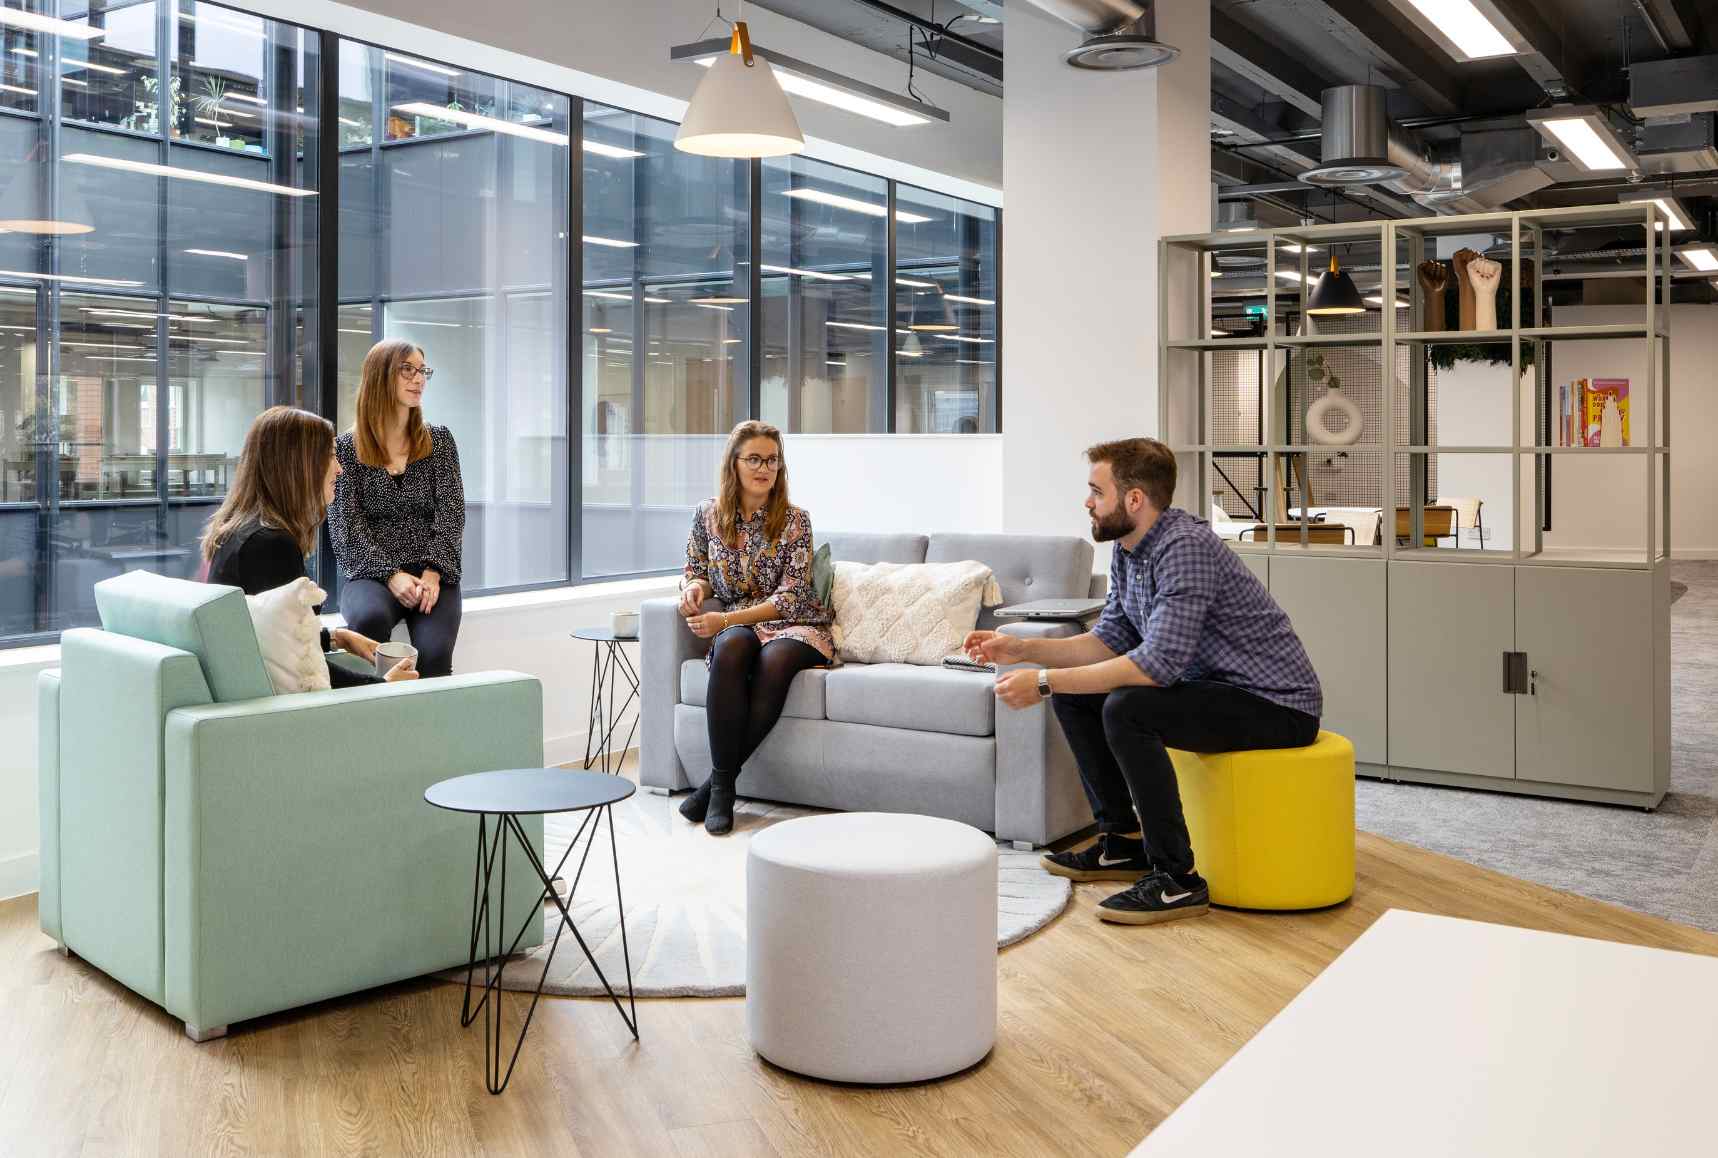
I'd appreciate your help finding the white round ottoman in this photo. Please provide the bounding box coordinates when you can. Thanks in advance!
[746,812,997,1084]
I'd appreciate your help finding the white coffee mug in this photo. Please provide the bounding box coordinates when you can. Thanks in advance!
[374,641,418,677]
[611,610,639,639]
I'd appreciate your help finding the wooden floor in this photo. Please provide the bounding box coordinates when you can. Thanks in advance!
[5,780,1717,1158]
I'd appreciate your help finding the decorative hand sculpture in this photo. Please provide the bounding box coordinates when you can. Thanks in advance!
[1468,256,1502,331]
[1416,260,1449,332]
[1452,248,1480,331]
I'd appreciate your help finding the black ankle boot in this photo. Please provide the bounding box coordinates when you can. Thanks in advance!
[678,779,713,823]
[705,770,738,835]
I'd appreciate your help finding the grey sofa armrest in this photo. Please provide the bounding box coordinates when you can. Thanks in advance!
[640,595,719,791]
[992,619,1093,847]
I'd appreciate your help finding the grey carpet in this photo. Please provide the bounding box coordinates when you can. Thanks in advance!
[1356,561,1718,932]
[437,793,1071,998]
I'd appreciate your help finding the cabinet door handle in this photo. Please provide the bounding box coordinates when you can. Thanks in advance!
[1502,651,1529,694]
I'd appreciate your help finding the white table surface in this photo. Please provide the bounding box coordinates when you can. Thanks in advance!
[1132,908,1718,1157]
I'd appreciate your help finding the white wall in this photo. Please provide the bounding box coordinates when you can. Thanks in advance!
[1434,360,1521,550]
[243,0,1002,194]
[1541,303,1714,557]
[1000,1,1209,556]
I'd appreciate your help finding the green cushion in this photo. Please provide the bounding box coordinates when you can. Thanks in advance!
[94,571,272,704]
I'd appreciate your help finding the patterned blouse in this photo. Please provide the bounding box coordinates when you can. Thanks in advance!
[329,425,465,585]
[684,500,834,663]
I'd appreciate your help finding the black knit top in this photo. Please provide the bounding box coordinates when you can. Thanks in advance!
[329,425,465,585]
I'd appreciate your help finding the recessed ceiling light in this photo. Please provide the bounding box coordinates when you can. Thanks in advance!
[1618,190,1693,232]
[1677,246,1718,272]
[1390,0,1517,60]
[1526,106,1636,172]
[385,52,460,78]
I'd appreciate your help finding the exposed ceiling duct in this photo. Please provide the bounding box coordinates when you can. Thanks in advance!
[1019,0,1178,70]
[1295,84,1549,214]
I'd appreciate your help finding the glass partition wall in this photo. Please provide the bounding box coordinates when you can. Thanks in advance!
[0,0,1000,646]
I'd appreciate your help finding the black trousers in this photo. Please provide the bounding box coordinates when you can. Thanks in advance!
[339,572,463,678]
[704,626,824,775]
[1051,681,1320,877]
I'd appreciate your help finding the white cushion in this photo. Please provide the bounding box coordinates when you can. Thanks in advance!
[746,812,997,1083]
[830,559,1001,666]
[245,577,330,695]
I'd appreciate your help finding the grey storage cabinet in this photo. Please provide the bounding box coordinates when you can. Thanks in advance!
[1163,205,1672,809]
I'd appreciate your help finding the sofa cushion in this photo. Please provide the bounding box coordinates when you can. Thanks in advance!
[825,663,996,737]
[821,532,928,566]
[831,560,1001,666]
[94,570,273,704]
[680,659,828,720]
[926,533,1095,631]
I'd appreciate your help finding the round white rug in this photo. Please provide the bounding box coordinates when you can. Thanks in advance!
[436,791,1071,998]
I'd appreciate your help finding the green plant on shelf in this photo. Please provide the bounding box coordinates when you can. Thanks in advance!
[121,74,182,136]
[193,76,231,140]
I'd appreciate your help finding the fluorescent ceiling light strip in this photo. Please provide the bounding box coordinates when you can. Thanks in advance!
[826,320,885,332]
[75,61,129,76]
[783,187,932,224]
[60,77,88,88]
[897,349,924,357]
[583,289,670,303]
[177,10,261,37]
[80,308,215,323]
[762,263,851,282]
[0,325,35,332]
[60,341,150,350]
[338,328,371,335]
[1538,117,1629,171]
[392,101,568,147]
[227,93,266,106]
[0,268,141,287]
[1278,243,1320,253]
[184,248,247,260]
[11,47,37,58]
[169,334,250,344]
[943,294,993,305]
[583,139,644,160]
[1,85,38,97]
[955,359,992,365]
[691,56,931,128]
[0,9,105,40]
[63,153,314,197]
[583,234,637,249]
[82,355,157,362]
[690,302,732,312]
[396,319,462,328]
[338,116,362,128]
[384,52,460,77]
[933,334,993,344]
[1400,0,1515,59]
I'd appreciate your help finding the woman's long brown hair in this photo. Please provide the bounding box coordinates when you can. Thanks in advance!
[714,420,789,547]
[352,338,431,468]
[201,406,335,561]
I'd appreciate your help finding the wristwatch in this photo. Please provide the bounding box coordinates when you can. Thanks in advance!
[1037,669,1053,698]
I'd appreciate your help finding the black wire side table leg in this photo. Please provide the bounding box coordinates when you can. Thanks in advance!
[578,633,641,776]
[457,803,638,1095]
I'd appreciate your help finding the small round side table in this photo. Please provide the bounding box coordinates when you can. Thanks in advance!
[572,627,640,775]
[425,768,638,1095]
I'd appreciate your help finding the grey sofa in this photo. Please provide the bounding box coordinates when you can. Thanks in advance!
[640,532,1103,848]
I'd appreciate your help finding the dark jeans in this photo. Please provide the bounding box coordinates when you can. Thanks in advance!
[704,626,824,775]
[339,572,463,678]
[1051,681,1320,877]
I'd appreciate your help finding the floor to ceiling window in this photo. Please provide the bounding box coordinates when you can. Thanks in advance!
[581,103,748,579]
[759,154,887,434]
[894,184,998,433]
[1,0,320,642]
[0,1,998,649]
[335,37,570,595]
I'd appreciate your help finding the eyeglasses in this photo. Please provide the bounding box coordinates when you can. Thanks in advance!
[400,364,435,381]
[738,454,781,471]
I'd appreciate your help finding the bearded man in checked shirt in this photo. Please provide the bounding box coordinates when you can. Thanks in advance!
[963,438,1323,926]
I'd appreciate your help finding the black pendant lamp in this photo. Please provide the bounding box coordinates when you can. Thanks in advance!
[1307,253,1365,315]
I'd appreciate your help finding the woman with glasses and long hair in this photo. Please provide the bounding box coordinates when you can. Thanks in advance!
[677,420,832,835]
[329,339,466,677]
[202,405,418,687]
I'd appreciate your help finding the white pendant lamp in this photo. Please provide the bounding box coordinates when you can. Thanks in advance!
[674,21,804,158]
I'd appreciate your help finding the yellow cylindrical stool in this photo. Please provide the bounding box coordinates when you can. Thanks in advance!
[1170,730,1355,910]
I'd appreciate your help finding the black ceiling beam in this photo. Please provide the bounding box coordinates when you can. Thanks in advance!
[1210,10,1329,121]
[1313,0,1465,116]
[1634,0,1703,52]
[1480,0,1580,99]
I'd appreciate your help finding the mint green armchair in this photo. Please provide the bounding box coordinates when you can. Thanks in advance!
[38,571,545,1041]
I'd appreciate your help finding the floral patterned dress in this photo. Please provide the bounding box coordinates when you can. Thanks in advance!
[684,500,835,664]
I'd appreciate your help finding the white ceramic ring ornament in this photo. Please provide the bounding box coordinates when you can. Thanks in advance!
[1306,386,1363,446]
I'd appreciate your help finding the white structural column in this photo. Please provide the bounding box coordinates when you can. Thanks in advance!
[1001,2,1210,544]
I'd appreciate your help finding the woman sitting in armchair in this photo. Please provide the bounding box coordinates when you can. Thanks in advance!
[676,420,832,835]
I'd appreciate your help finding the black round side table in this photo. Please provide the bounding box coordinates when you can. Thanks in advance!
[425,768,638,1094]
[573,627,640,775]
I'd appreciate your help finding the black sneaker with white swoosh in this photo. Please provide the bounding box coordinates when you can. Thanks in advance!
[1096,870,1211,925]
[1040,834,1153,882]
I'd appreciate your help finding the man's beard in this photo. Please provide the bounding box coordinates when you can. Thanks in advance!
[1090,507,1136,543]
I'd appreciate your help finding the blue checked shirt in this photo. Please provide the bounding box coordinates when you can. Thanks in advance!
[1090,507,1323,718]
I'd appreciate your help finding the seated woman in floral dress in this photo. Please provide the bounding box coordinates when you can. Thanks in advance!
[675,420,832,835]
